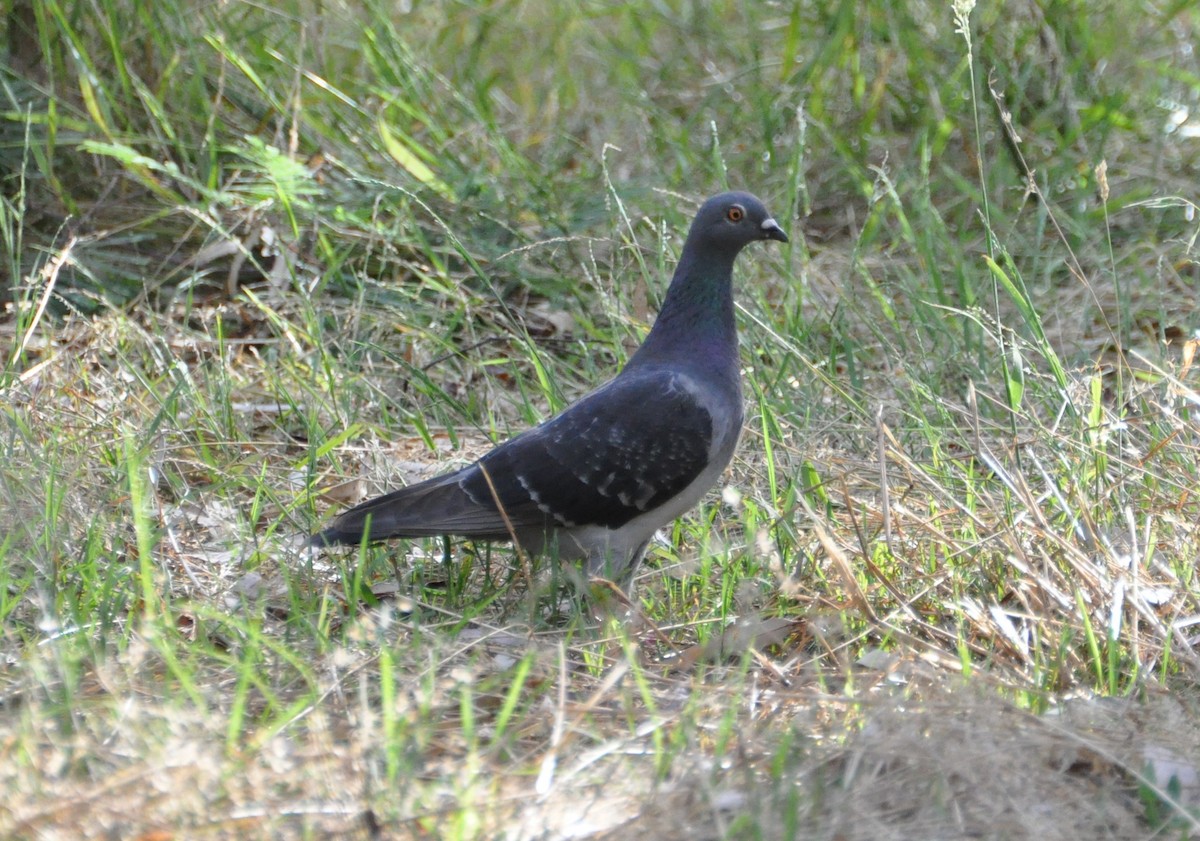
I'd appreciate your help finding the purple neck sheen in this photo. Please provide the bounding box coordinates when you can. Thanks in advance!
[625,240,740,378]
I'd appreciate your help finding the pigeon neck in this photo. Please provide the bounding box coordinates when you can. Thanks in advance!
[627,242,739,376]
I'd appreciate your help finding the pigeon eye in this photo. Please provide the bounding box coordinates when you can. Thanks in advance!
[726,205,745,222]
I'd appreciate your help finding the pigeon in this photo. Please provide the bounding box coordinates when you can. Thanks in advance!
[311,191,788,580]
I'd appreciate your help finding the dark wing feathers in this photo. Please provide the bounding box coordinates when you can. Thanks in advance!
[312,470,517,545]
[466,371,713,529]
[315,370,714,545]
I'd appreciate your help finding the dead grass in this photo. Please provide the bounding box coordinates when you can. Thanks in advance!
[5,618,1199,839]
[4,293,1200,838]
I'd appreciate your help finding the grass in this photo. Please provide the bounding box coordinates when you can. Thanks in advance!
[4,0,1200,837]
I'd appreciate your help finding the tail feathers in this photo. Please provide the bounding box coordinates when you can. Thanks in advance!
[309,468,527,547]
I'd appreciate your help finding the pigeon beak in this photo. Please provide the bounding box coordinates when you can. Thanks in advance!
[761,218,789,243]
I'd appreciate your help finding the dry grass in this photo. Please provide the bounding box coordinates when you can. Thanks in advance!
[5,595,1199,840]
[4,293,1200,838]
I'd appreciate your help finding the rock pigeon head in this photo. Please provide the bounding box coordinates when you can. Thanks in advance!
[689,191,789,251]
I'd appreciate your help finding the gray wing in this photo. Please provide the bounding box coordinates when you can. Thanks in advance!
[463,368,716,530]
[312,369,716,545]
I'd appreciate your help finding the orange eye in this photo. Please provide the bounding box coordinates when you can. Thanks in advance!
[726,205,745,222]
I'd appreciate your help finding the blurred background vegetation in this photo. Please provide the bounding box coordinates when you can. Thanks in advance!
[6,0,1196,311]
